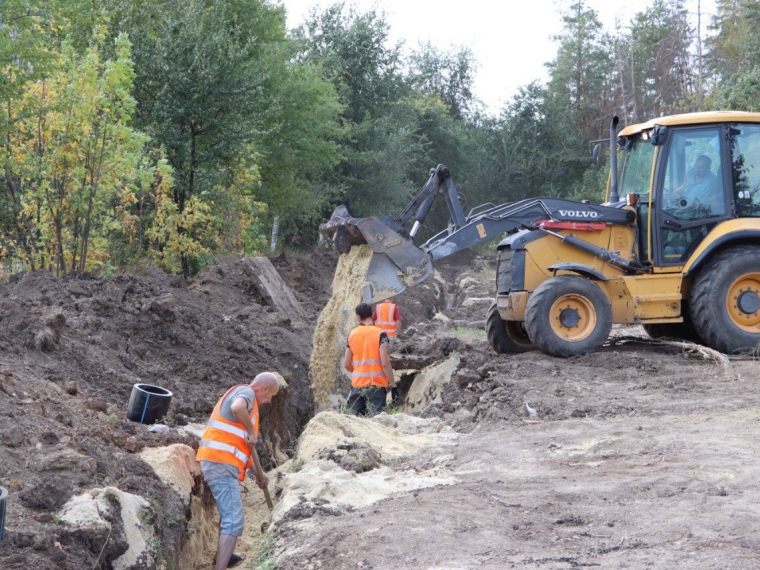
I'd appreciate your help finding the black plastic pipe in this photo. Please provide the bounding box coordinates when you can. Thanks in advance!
[127,384,173,424]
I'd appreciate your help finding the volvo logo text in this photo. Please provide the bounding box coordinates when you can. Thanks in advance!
[558,210,599,218]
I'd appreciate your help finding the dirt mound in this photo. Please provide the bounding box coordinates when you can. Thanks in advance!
[270,411,458,528]
[0,254,323,567]
[269,249,338,316]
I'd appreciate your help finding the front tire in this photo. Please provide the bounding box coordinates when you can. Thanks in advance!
[486,302,533,354]
[689,246,760,353]
[525,276,612,358]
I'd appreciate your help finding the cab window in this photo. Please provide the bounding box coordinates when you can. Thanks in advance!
[661,128,725,220]
[658,127,727,264]
[730,123,760,217]
[618,135,655,263]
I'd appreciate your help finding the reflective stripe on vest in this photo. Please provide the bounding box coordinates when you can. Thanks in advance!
[196,385,258,481]
[375,302,398,337]
[207,419,247,439]
[348,325,387,388]
[198,439,249,464]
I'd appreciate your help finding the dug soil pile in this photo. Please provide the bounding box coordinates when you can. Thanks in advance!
[310,245,373,409]
[268,248,760,569]
[0,252,334,568]
[3,246,760,569]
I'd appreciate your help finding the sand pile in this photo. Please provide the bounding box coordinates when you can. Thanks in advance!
[58,487,154,569]
[271,411,458,524]
[295,411,456,463]
[309,245,373,409]
[273,461,456,522]
[405,356,461,412]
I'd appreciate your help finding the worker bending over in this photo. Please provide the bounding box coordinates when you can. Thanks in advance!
[196,372,280,570]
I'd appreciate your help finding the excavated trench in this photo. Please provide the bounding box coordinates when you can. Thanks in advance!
[7,247,486,570]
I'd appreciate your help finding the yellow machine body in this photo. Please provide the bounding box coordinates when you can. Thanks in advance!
[497,111,760,350]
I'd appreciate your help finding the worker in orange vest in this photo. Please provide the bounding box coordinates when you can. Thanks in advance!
[197,372,280,570]
[343,302,398,415]
[373,297,401,344]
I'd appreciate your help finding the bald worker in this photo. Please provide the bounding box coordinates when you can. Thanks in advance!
[196,372,280,569]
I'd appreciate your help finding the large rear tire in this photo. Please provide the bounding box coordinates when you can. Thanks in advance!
[486,302,533,354]
[525,276,612,358]
[689,245,760,353]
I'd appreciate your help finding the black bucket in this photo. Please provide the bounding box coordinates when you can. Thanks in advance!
[0,486,7,542]
[127,384,173,424]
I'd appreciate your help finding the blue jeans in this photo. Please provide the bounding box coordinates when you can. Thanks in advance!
[206,476,245,536]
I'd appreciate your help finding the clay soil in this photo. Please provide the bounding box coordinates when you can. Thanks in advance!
[2,248,760,569]
[0,251,334,568]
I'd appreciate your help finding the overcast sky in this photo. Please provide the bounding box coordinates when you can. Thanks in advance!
[279,0,717,114]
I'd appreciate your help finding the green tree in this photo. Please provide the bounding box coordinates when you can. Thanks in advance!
[0,1,60,250]
[113,0,279,273]
[545,0,614,146]
[254,56,346,247]
[1,31,174,275]
[707,1,760,111]
[706,0,752,85]
[408,43,478,120]
[296,2,405,124]
[628,0,695,118]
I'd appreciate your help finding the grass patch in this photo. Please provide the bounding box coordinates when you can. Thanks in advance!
[452,326,485,337]
[286,459,305,473]
[251,533,278,570]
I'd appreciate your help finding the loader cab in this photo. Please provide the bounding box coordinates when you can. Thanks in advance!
[651,125,732,267]
[619,117,760,269]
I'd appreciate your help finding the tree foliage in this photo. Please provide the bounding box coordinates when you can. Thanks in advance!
[4,0,760,278]
[1,31,188,275]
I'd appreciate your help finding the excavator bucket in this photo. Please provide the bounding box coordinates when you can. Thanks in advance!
[319,205,432,303]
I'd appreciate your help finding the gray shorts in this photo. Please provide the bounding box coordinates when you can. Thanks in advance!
[207,476,245,536]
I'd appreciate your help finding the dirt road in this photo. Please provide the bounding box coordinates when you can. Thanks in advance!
[273,340,760,569]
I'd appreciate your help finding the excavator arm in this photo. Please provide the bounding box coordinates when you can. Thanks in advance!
[319,165,637,302]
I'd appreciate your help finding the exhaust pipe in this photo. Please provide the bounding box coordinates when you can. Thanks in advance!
[609,116,620,203]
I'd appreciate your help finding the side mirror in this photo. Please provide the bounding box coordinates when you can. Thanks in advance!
[651,126,668,146]
[592,144,605,167]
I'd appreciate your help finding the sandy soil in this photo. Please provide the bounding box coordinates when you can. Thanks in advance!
[2,246,760,569]
[273,339,760,569]
[268,248,760,570]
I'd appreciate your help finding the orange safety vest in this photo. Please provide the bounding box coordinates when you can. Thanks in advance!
[375,301,398,337]
[196,385,258,481]
[348,325,388,388]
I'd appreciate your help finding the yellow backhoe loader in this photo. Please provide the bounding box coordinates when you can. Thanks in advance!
[320,111,760,357]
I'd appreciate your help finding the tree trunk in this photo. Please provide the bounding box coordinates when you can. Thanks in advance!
[270,216,280,253]
[697,0,703,103]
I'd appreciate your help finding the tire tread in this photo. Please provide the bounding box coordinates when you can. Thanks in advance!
[525,276,612,358]
[689,245,760,353]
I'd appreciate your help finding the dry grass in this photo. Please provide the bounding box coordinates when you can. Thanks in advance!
[33,327,57,352]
